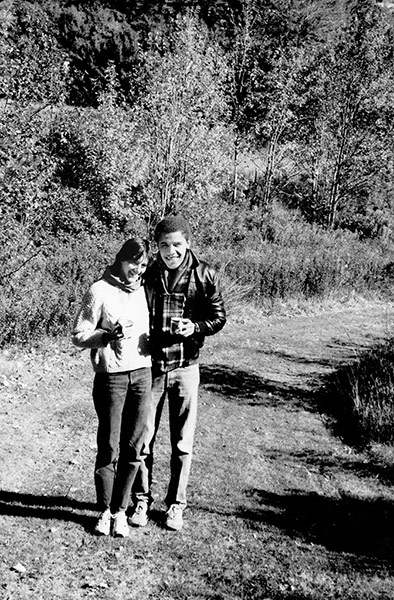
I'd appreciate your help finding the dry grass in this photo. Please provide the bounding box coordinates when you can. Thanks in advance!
[320,339,394,446]
[1,302,394,599]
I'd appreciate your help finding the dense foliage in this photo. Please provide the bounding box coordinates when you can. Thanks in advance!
[1,0,394,344]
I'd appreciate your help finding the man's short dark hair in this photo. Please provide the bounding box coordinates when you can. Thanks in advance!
[154,216,191,243]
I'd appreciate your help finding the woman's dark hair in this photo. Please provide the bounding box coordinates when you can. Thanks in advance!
[114,237,149,269]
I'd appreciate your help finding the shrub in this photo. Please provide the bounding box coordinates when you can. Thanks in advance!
[0,230,125,347]
[202,202,389,305]
[320,341,394,446]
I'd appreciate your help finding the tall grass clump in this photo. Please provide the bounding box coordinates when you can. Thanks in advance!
[321,341,394,446]
[203,202,392,307]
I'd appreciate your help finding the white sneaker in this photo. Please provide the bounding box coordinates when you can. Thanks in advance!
[112,511,129,538]
[165,504,184,531]
[94,508,112,536]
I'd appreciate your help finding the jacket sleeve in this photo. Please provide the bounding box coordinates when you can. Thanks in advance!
[71,285,107,349]
[195,264,226,336]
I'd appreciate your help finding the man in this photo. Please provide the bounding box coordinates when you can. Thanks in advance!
[129,215,226,531]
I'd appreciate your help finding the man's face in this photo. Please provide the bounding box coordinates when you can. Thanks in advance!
[119,255,148,284]
[157,231,190,270]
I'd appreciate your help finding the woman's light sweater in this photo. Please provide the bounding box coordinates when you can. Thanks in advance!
[72,273,151,373]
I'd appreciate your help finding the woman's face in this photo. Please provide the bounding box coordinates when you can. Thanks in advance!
[119,254,148,284]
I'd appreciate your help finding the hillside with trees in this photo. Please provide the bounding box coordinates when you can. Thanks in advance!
[1,0,394,345]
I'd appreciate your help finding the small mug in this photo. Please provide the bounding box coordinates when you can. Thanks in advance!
[170,317,181,334]
[117,319,134,339]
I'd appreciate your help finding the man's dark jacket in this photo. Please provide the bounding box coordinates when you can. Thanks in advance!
[144,251,226,364]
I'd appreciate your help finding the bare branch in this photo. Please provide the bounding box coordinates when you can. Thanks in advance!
[0,248,44,282]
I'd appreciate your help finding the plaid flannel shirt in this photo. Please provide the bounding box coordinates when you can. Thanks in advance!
[150,263,191,373]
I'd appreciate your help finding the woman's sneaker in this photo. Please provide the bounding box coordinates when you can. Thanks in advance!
[112,511,129,537]
[165,504,184,531]
[128,501,148,527]
[94,508,112,536]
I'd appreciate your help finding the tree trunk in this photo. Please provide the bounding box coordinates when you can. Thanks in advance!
[327,99,351,228]
[232,135,239,203]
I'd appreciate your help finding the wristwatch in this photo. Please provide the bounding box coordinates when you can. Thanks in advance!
[194,322,201,334]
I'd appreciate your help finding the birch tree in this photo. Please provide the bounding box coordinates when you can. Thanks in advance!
[134,14,234,229]
[291,0,394,231]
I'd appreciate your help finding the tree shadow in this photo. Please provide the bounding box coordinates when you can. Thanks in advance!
[0,490,97,531]
[200,349,392,448]
[200,363,316,411]
[257,349,342,368]
[238,488,394,568]
[262,447,394,486]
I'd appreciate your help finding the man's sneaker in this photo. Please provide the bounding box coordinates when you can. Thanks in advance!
[165,504,184,531]
[112,511,129,538]
[94,508,112,536]
[128,501,148,527]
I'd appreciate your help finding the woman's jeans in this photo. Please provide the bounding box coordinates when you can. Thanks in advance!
[93,368,152,513]
[135,363,200,508]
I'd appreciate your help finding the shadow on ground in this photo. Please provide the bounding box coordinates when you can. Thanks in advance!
[239,488,394,567]
[201,336,381,405]
[200,363,315,410]
[262,446,394,486]
[0,490,96,530]
[201,346,394,448]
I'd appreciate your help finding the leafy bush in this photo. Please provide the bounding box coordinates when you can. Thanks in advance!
[0,230,125,347]
[48,100,150,232]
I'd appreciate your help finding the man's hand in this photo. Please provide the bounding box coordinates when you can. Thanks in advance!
[177,318,195,338]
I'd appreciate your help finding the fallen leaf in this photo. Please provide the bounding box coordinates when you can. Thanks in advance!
[11,562,27,573]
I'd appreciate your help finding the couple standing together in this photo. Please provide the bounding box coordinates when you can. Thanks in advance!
[72,216,226,537]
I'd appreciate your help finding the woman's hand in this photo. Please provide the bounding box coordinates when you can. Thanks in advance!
[103,323,124,345]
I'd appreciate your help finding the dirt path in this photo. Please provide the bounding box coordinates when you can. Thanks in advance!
[208,298,394,386]
[1,299,394,599]
[200,299,394,588]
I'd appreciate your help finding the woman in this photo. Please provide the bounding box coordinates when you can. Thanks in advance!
[72,238,151,537]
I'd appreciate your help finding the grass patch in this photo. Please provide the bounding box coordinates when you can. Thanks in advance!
[2,302,394,599]
[204,203,392,308]
[318,340,394,447]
